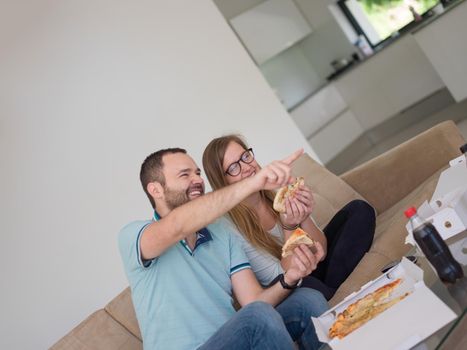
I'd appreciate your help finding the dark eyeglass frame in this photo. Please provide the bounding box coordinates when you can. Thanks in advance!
[225,148,255,177]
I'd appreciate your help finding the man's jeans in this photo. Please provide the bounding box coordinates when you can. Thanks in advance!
[198,288,328,350]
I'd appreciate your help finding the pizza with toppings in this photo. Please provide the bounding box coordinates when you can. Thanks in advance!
[282,227,315,258]
[328,278,410,339]
[273,177,305,213]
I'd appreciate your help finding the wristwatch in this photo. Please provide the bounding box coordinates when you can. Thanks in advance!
[278,273,303,290]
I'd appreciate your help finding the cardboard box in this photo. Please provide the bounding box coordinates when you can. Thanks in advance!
[312,258,457,350]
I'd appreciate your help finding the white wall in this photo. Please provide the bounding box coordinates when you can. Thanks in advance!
[0,1,318,349]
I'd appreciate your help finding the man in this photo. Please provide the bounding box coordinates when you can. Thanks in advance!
[119,147,328,350]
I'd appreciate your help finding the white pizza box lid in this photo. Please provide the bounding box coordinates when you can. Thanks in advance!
[405,155,467,264]
[311,258,457,350]
[431,154,467,205]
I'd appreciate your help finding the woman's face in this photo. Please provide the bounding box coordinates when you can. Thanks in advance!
[222,141,260,185]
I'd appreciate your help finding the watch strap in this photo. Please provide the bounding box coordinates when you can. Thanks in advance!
[279,273,302,290]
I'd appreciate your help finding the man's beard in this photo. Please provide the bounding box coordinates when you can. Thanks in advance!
[164,183,204,210]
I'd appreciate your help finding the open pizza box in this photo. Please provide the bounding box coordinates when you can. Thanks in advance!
[311,258,457,350]
[405,153,467,265]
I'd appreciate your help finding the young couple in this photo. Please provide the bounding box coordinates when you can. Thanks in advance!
[118,135,375,350]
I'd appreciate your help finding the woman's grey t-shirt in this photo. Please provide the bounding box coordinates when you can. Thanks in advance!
[223,215,322,286]
[222,217,285,286]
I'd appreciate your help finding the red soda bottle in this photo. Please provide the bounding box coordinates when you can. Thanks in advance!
[404,207,463,283]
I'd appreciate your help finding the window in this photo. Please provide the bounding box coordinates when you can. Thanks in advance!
[338,0,439,48]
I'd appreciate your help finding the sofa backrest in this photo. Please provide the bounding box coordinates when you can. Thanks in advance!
[291,153,366,228]
[339,120,465,214]
[105,287,142,341]
[50,309,142,349]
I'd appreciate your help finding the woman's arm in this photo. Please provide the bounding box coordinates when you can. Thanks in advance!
[233,244,323,306]
[281,186,327,271]
[279,185,327,266]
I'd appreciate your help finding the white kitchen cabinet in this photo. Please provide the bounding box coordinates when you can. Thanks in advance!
[333,35,444,130]
[308,109,364,164]
[230,0,312,65]
[414,0,467,102]
[260,45,323,110]
[289,83,360,164]
[290,83,347,137]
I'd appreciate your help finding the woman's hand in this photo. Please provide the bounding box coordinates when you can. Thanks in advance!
[283,241,325,284]
[280,185,315,228]
[250,150,303,191]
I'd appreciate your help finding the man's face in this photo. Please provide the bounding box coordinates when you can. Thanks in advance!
[161,153,205,210]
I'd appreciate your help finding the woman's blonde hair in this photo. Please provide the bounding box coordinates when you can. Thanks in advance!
[202,135,282,259]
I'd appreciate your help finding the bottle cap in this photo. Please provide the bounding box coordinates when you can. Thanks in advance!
[404,207,417,218]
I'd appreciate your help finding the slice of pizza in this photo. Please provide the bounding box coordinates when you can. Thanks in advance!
[282,227,315,258]
[273,177,305,213]
[328,278,409,339]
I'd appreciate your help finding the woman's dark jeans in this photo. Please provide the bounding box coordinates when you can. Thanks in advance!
[301,200,376,300]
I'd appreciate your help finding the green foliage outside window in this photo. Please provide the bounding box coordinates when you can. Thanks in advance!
[357,0,439,40]
[359,0,438,11]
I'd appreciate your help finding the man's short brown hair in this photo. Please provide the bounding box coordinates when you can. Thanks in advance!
[140,148,187,208]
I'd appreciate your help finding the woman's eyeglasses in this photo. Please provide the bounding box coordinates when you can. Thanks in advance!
[225,148,254,176]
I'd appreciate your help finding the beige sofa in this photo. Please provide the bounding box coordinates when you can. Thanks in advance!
[51,121,465,349]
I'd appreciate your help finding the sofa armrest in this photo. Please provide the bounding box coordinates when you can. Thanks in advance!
[340,121,465,214]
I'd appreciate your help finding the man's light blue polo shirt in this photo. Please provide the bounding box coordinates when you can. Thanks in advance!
[118,217,251,350]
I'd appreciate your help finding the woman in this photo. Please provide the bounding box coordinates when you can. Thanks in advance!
[202,135,375,300]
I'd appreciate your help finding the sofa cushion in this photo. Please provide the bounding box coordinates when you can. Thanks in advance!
[50,310,142,350]
[372,167,443,259]
[291,153,366,228]
[105,287,141,340]
[329,167,444,307]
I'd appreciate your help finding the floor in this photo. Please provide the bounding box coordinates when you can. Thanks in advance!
[344,97,467,171]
